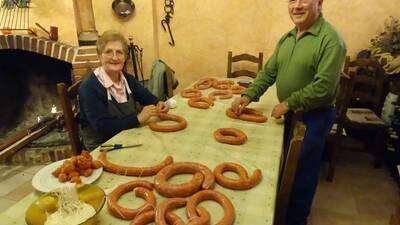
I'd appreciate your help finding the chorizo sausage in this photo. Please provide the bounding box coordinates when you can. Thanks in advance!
[230,85,246,95]
[212,80,234,90]
[130,210,156,225]
[99,151,173,176]
[208,90,233,101]
[70,176,82,184]
[148,113,187,132]
[226,107,267,123]
[107,181,155,220]
[166,209,209,225]
[187,190,235,225]
[155,198,210,225]
[156,172,204,198]
[129,210,183,225]
[91,160,103,169]
[181,89,202,98]
[188,97,214,109]
[214,128,247,145]
[154,162,215,197]
[214,162,262,190]
[194,77,217,90]
[58,173,68,182]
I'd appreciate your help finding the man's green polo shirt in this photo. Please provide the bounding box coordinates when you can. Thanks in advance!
[244,15,347,111]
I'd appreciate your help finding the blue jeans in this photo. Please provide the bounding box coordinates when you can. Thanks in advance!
[285,107,335,225]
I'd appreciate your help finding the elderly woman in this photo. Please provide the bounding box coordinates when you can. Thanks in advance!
[78,30,167,150]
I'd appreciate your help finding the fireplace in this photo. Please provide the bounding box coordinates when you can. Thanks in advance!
[0,49,75,164]
[0,49,72,133]
[0,34,101,163]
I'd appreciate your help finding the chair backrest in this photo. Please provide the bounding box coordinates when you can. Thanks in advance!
[227,51,263,78]
[56,80,82,155]
[275,120,305,225]
[343,56,385,114]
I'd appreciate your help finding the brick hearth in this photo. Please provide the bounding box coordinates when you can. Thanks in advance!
[7,145,72,165]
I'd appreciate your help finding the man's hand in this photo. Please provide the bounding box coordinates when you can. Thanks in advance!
[271,101,289,119]
[137,105,158,124]
[231,96,251,115]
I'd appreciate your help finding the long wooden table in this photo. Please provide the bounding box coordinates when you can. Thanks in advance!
[0,80,284,225]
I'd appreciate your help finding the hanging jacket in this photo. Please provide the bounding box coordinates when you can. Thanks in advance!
[147,59,179,101]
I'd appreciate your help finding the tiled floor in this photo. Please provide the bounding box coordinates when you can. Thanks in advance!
[0,164,43,212]
[0,152,398,225]
[310,151,399,225]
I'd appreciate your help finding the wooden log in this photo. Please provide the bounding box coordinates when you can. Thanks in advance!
[0,119,58,162]
[0,117,53,152]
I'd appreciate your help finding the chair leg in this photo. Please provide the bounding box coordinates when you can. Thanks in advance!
[327,162,335,182]
[373,128,385,168]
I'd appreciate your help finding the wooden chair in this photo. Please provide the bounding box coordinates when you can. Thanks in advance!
[227,51,263,78]
[344,56,386,114]
[275,119,305,225]
[325,56,388,181]
[343,56,388,167]
[325,73,353,181]
[56,80,82,156]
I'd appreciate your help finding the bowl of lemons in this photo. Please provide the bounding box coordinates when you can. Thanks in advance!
[25,184,105,225]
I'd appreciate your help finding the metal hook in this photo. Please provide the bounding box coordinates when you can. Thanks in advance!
[161,18,175,46]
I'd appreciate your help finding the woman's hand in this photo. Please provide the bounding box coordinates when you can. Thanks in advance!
[137,105,158,125]
[231,96,251,115]
[156,101,169,113]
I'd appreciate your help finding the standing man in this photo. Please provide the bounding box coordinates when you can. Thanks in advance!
[231,0,346,224]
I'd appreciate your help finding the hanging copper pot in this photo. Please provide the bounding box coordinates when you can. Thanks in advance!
[112,0,135,17]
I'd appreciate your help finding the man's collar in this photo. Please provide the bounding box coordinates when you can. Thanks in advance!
[307,14,324,36]
[288,14,325,37]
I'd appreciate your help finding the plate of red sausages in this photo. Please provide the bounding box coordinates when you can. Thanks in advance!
[32,151,103,192]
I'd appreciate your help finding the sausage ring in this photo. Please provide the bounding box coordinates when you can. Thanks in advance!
[108,181,155,220]
[155,198,210,225]
[214,162,262,190]
[212,80,234,90]
[194,77,217,90]
[181,89,202,98]
[99,151,173,176]
[154,162,215,197]
[129,210,182,225]
[130,210,156,225]
[157,102,169,114]
[214,128,247,145]
[188,97,214,109]
[230,85,246,95]
[148,113,187,132]
[208,90,233,101]
[187,190,235,225]
[226,107,268,123]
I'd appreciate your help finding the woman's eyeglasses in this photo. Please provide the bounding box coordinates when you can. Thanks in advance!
[102,49,125,58]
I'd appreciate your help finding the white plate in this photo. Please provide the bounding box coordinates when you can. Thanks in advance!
[32,159,103,192]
